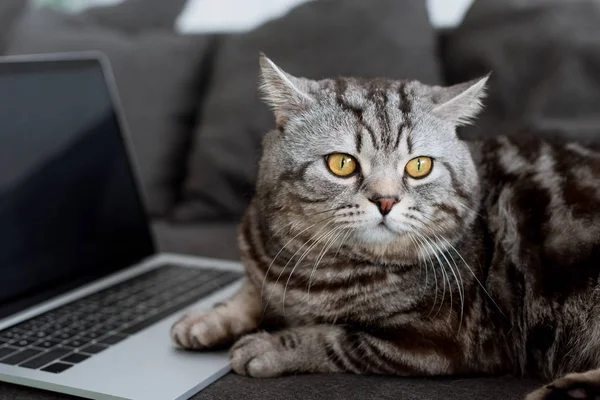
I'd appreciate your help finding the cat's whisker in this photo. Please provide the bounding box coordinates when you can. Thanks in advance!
[409,233,441,317]
[282,225,340,317]
[418,211,498,323]
[437,235,507,319]
[262,217,337,317]
[334,229,352,259]
[410,234,426,285]
[266,206,351,246]
[455,201,485,220]
[307,227,347,302]
[416,213,466,326]
[426,235,457,325]
[267,219,303,242]
[407,233,428,288]
[306,228,343,297]
[415,217,465,327]
[431,232,465,331]
[260,215,336,301]
[306,205,356,218]
[416,232,449,320]
[412,234,439,317]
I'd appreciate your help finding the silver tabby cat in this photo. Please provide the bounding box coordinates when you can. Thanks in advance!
[172,54,600,400]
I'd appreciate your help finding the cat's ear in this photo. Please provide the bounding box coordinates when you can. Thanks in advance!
[259,53,315,126]
[432,75,490,126]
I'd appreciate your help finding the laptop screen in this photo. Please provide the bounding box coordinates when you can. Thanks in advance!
[0,57,155,319]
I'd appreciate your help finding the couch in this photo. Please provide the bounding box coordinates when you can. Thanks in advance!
[2,0,600,398]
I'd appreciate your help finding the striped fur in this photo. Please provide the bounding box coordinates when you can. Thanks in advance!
[172,57,600,399]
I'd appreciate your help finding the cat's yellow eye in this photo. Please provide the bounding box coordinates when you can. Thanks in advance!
[405,156,433,179]
[327,153,357,177]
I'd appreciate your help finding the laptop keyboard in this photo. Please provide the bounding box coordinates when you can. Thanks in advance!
[0,264,241,374]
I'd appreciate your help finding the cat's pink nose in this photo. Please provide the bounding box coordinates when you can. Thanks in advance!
[369,196,398,216]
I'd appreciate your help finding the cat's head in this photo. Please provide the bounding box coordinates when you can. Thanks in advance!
[255,54,487,263]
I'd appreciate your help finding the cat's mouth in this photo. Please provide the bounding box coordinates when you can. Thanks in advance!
[378,220,396,232]
[377,219,410,237]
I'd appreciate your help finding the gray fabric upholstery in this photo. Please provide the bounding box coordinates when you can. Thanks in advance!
[5,8,211,216]
[152,221,240,260]
[0,374,543,399]
[0,0,28,52]
[82,0,188,32]
[174,0,442,222]
[196,374,543,400]
[443,0,600,143]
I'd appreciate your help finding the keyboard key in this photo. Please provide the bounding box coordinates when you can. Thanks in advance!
[61,353,89,364]
[53,331,76,341]
[20,348,71,369]
[3,327,28,334]
[30,331,49,339]
[41,362,73,374]
[36,315,55,323]
[35,339,61,349]
[13,338,36,347]
[84,330,105,339]
[66,325,86,334]
[0,347,18,360]
[119,313,167,335]
[44,323,66,332]
[19,347,71,369]
[79,344,107,355]
[98,334,126,346]
[0,331,24,341]
[97,321,121,331]
[0,349,42,365]
[78,333,101,342]
[75,320,97,330]
[13,321,41,331]
[63,337,92,349]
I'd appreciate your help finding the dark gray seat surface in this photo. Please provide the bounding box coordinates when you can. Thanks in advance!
[0,373,543,400]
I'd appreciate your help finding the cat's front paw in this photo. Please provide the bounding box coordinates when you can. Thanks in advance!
[230,332,291,378]
[171,306,255,350]
[526,370,600,400]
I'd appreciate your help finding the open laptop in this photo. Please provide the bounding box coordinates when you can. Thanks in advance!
[0,53,244,400]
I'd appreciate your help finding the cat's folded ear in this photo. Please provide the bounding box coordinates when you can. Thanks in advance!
[431,75,490,126]
[259,53,316,126]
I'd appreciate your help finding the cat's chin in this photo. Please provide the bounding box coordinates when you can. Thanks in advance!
[355,224,404,244]
[351,224,420,264]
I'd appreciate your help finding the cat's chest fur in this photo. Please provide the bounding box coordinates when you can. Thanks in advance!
[247,252,419,326]
[239,210,471,329]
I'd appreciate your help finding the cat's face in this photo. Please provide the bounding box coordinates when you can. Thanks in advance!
[256,55,487,262]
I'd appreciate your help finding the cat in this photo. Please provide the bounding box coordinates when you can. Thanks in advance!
[171,54,600,400]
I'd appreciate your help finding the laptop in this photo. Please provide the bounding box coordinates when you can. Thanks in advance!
[0,52,244,400]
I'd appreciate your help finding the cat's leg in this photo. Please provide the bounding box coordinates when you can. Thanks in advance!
[171,280,261,349]
[229,325,455,378]
[526,369,600,400]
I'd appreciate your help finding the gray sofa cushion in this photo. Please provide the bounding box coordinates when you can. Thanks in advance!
[82,0,188,32]
[0,374,543,399]
[5,8,211,216]
[197,374,543,400]
[0,0,28,52]
[174,0,442,222]
[152,220,240,260]
[443,0,600,143]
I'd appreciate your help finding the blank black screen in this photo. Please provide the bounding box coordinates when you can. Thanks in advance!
[0,58,155,319]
